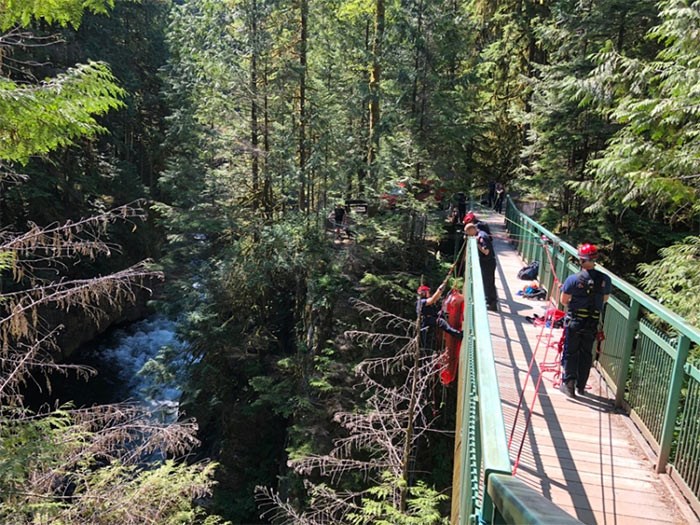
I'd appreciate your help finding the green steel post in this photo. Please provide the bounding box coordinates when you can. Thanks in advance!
[526,228,534,262]
[519,216,526,257]
[657,334,691,473]
[614,299,640,408]
[555,249,566,295]
[544,243,554,296]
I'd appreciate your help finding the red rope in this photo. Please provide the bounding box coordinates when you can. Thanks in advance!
[508,238,567,475]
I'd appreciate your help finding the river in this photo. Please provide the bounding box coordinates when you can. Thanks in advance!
[46,316,187,421]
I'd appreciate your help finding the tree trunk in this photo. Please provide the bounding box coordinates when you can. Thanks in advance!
[250,0,260,202]
[263,58,273,218]
[298,0,309,212]
[410,0,424,118]
[367,0,384,185]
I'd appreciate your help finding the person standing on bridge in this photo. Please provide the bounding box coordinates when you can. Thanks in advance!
[559,243,612,398]
[456,192,467,223]
[463,211,491,237]
[493,182,505,213]
[464,222,498,312]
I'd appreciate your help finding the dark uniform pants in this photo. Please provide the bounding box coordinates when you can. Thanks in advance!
[480,258,498,308]
[423,316,461,337]
[561,317,597,389]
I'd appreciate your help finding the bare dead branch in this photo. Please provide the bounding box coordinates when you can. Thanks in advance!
[349,298,415,334]
[258,297,445,520]
[0,261,161,348]
[0,202,148,285]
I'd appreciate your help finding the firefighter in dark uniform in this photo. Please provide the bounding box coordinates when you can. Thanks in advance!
[417,284,463,341]
[463,211,491,237]
[559,243,612,398]
[464,222,498,312]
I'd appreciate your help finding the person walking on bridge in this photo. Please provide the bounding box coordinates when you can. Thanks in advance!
[559,243,612,398]
[333,203,348,239]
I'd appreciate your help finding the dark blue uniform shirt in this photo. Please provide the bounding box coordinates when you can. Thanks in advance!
[476,230,495,261]
[561,268,611,313]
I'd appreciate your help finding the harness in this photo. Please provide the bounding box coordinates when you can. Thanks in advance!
[568,307,599,320]
[418,299,439,325]
[567,272,602,321]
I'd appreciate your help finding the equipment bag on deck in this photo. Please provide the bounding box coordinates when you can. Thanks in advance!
[517,260,540,281]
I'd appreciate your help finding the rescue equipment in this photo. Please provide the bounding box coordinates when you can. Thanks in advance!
[517,260,540,280]
[439,288,464,385]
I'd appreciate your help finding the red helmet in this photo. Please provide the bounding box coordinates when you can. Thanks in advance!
[578,243,599,261]
[417,285,431,295]
[464,212,476,224]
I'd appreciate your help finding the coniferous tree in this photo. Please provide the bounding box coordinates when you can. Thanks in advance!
[256,299,448,524]
[523,0,658,239]
[464,0,548,193]
[578,0,700,304]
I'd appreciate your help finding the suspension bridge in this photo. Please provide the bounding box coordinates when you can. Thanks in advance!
[451,199,700,524]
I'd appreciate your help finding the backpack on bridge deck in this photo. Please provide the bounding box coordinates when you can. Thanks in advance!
[517,260,540,281]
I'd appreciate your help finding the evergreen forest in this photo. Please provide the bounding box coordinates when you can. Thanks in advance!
[1,0,699,523]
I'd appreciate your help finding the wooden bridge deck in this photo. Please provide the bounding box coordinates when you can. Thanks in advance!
[481,211,698,525]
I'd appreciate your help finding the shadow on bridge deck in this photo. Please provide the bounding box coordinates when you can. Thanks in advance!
[480,210,696,525]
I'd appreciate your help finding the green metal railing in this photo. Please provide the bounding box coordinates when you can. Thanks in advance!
[450,237,581,525]
[503,196,700,516]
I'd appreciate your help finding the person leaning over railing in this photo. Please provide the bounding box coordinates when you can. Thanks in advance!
[464,222,498,312]
[559,244,612,398]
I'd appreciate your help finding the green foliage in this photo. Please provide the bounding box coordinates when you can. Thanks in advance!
[638,236,700,328]
[0,251,15,272]
[337,0,374,20]
[359,272,416,308]
[348,472,448,525]
[0,0,114,30]
[65,460,219,525]
[249,371,300,419]
[0,62,124,164]
[522,0,658,231]
[0,1,222,523]
[581,0,700,224]
[0,408,222,524]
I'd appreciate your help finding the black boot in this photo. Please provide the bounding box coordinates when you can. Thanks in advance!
[560,379,576,399]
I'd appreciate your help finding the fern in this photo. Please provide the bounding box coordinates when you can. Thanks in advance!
[0,0,115,31]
